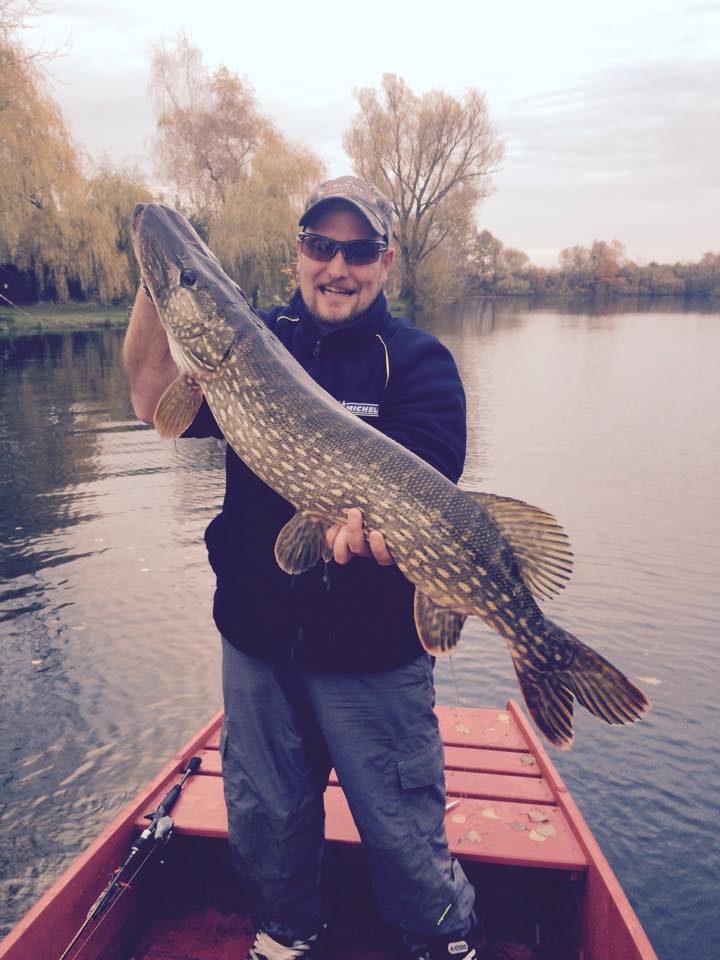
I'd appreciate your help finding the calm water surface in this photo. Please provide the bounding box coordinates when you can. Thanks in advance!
[1,301,718,959]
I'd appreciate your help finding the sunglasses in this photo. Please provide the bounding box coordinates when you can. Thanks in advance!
[297,232,388,266]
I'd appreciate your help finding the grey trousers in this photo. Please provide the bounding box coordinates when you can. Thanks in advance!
[220,638,475,945]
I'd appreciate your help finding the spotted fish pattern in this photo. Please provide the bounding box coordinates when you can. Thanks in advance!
[131,202,650,748]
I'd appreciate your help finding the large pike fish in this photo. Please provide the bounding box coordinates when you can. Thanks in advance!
[130,202,650,748]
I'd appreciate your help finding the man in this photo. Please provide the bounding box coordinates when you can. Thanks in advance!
[123,176,476,960]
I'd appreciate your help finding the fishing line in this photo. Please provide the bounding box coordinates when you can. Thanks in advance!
[446,654,471,812]
[0,291,35,321]
[59,840,162,960]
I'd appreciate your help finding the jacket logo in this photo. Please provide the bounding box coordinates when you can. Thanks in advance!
[342,401,379,417]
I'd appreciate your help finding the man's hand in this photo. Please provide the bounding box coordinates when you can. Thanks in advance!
[325,508,394,567]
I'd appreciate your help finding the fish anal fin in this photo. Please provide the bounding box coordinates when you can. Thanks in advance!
[467,491,574,600]
[414,591,466,655]
[275,510,329,575]
[154,374,203,439]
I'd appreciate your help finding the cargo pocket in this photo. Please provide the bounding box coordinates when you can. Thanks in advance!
[396,738,446,838]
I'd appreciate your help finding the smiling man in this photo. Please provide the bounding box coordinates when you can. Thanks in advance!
[123,175,475,960]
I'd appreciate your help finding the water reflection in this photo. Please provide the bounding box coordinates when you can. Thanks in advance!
[1,308,719,960]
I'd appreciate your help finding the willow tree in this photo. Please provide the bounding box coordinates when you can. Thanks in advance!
[0,15,82,298]
[211,131,325,306]
[344,74,504,313]
[1,7,149,301]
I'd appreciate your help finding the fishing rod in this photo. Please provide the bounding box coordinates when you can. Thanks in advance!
[58,754,202,960]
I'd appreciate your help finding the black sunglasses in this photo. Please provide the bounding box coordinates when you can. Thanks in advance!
[297,232,388,266]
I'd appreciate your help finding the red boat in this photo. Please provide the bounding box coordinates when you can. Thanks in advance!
[0,701,657,960]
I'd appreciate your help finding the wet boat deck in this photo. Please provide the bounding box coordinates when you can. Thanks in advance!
[135,702,589,874]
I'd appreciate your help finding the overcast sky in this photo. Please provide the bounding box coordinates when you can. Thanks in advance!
[24,0,720,266]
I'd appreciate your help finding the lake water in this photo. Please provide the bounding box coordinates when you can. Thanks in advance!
[1,300,718,959]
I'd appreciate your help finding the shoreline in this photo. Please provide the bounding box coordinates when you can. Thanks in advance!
[2,292,717,338]
[0,304,130,337]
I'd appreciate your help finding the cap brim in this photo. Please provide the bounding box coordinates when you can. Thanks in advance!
[299,198,387,239]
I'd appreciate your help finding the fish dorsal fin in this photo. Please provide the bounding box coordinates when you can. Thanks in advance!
[467,492,574,600]
[414,590,467,654]
[154,374,204,439]
[275,510,331,575]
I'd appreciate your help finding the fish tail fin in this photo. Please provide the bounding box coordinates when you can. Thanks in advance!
[512,665,577,749]
[512,623,651,749]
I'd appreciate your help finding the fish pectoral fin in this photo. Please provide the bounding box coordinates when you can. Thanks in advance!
[154,374,204,439]
[414,591,466,655]
[274,510,330,575]
[467,491,574,600]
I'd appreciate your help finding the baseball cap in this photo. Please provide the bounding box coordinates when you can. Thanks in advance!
[299,176,394,241]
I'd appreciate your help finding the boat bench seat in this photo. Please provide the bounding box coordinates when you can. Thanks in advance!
[136,705,588,873]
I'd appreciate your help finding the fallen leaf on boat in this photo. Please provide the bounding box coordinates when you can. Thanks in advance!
[481,807,501,820]
[510,822,526,832]
[527,809,549,823]
[496,713,510,724]
[452,814,466,824]
[455,723,471,735]
[528,830,548,842]
[534,824,557,838]
[520,756,535,767]
[466,830,482,843]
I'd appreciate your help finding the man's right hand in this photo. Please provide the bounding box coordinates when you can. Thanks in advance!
[325,508,395,567]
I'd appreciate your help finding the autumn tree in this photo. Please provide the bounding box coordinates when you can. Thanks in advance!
[1,4,152,302]
[150,35,266,222]
[150,35,324,306]
[211,131,324,305]
[344,74,503,313]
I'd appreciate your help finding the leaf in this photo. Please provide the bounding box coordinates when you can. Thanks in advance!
[451,814,466,824]
[535,824,557,838]
[528,830,548,842]
[510,821,526,832]
[455,723,471,735]
[496,713,511,724]
[481,807,501,820]
[527,809,549,823]
[519,756,536,767]
[466,830,482,843]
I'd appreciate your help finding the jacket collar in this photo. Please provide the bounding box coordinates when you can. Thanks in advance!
[288,288,388,345]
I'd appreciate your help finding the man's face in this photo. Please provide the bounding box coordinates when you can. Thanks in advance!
[296,204,394,324]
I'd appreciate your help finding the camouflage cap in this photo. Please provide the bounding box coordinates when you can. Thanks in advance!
[300,176,394,241]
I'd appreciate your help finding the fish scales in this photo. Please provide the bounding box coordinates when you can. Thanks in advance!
[131,202,651,748]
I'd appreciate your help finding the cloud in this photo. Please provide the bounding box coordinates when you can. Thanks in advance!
[481,56,720,264]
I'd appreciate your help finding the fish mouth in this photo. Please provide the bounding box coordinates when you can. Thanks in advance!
[131,203,146,233]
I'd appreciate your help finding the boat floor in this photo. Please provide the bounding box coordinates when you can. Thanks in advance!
[124,838,580,960]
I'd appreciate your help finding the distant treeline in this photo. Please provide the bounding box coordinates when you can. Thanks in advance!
[1,11,717,312]
[462,233,720,300]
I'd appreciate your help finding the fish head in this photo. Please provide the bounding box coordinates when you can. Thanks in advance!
[131,202,240,375]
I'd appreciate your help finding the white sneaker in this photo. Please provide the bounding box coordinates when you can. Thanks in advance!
[247,927,323,960]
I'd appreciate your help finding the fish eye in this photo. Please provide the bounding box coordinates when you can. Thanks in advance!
[180,269,197,287]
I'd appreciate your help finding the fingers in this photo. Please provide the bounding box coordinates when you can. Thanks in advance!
[368,529,394,566]
[325,508,394,566]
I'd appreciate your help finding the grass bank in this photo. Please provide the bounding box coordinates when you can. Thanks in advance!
[0,303,130,337]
